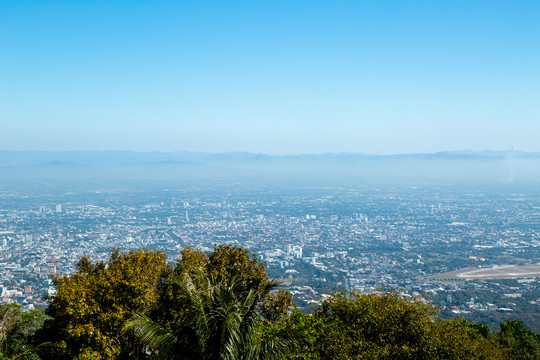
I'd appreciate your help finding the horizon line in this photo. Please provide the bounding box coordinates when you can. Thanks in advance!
[0,149,537,157]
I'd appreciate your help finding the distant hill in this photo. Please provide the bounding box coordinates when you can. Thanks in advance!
[1,150,539,184]
[1,149,539,166]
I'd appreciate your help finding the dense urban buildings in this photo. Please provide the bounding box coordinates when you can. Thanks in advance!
[1,180,540,330]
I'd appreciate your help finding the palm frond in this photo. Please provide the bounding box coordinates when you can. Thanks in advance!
[127,267,299,360]
[124,313,179,360]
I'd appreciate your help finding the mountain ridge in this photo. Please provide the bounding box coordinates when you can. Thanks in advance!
[1,149,539,167]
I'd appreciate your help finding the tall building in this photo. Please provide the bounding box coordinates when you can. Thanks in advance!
[285,244,303,259]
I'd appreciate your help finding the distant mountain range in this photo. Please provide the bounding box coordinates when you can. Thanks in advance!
[1,150,539,184]
[0,150,539,167]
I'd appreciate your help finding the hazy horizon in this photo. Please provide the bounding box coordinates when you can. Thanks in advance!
[1,148,540,156]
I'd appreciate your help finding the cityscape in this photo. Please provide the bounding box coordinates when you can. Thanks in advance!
[2,177,540,331]
[2,0,540,357]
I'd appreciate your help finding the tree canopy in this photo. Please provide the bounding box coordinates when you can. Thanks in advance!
[0,303,46,360]
[40,248,167,360]
[0,245,532,360]
[274,291,510,360]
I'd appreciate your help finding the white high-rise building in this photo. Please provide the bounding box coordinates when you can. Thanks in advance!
[285,244,302,259]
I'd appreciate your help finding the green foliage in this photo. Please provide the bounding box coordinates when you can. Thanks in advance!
[315,291,436,359]
[154,245,285,334]
[174,245,269,297]
[493,320,540,360]
[33,245,540,360]
[260,290,294,323]
[39,248,167,360]
[124,245,297,359]
[0,303,46,360]
[206,245,268,293]
[286,291,509,360]
[125,268,297,359]
[431,318,509,360]
[270,308,329,360]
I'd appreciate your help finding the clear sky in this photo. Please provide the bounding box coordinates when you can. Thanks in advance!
[1,0,539,154]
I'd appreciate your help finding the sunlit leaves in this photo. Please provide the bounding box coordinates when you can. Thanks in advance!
[41,249,167,360]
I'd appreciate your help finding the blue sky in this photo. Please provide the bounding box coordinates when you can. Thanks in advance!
[1,0,539,154]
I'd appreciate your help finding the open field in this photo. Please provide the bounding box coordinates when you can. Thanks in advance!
[432,264,540,280]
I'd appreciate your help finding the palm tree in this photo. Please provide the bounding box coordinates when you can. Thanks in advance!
[124,268,297,360]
